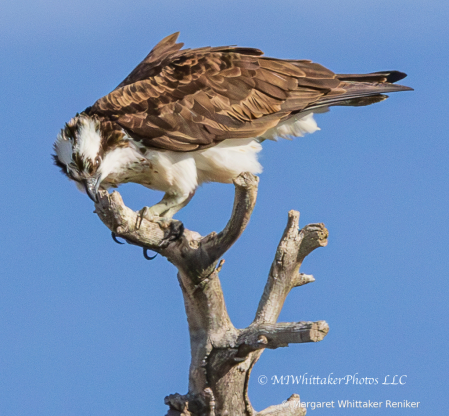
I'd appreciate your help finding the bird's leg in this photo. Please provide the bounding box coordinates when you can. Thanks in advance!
[136,191,195,230]
[161,191,195,219]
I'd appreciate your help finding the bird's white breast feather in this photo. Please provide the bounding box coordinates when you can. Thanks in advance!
[99,146,143,182]
[195,139,263,184]
[144,150,199,196]
[261,112,320,140]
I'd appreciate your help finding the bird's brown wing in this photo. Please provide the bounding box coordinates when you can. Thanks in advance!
[89,33,340,151]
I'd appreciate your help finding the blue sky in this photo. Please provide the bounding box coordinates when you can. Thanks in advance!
[1,0,448,414]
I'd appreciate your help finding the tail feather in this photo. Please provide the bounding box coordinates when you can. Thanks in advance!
[337,70,408,84]
[329,94,388,107]
[305,72,413,110]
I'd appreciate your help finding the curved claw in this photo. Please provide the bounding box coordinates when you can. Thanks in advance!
[143,248,158,260]
[111,232,125,245]
[159,220,185,247]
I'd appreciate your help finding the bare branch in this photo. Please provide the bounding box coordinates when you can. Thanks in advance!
[164,393,190,414]
[237,321,329,356]
[94,190,167,249]
[94,172,259,270]
[257,394,306,416]
[200,172,259,264]
[297,224,328,263]
[253,212,328,326]
[166,175,259,399]
[164,390,216,416]
[292,273,315,287]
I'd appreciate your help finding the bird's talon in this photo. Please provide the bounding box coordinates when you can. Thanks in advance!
[143,248,157,260]
[136,210,145,230]
[158,220,185,247]
[111,232,125,244]
[136,206,161,230]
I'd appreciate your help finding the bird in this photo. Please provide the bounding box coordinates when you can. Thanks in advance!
[53,32,412,221]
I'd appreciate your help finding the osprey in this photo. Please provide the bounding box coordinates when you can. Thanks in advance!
[54,33,412,220]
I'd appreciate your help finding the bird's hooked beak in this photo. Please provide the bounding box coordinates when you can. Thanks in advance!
[83,177,100,203]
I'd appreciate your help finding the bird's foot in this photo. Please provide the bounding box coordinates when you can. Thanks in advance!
[111,232,157,260]
[136,206,171,230]
[135,191,194,230]
[136,206,184,247]
[159,220,185,248]
[143,248,158,260]
[136,206,159,230]
[111,232,125,244]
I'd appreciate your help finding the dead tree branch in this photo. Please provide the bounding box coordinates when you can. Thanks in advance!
[94,173,329,416]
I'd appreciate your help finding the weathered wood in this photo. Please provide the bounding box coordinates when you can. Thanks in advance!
[237,321,329,354]
[94,173,328,416]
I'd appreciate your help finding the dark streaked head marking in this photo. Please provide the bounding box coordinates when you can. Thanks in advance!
[53,115,103,176]
[53,114,104,199]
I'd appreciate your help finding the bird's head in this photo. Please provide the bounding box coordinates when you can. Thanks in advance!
[53,114,105,203]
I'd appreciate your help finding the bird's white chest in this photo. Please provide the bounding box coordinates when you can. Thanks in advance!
[99,139,263,195]
[99,145,197,194]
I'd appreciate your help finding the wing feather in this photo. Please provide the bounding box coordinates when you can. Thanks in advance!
[88,33,410,151]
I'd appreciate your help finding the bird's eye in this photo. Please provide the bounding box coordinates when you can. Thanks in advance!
[94,156,102,166]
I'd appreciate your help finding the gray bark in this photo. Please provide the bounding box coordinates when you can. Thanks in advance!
[94,173,329,416]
